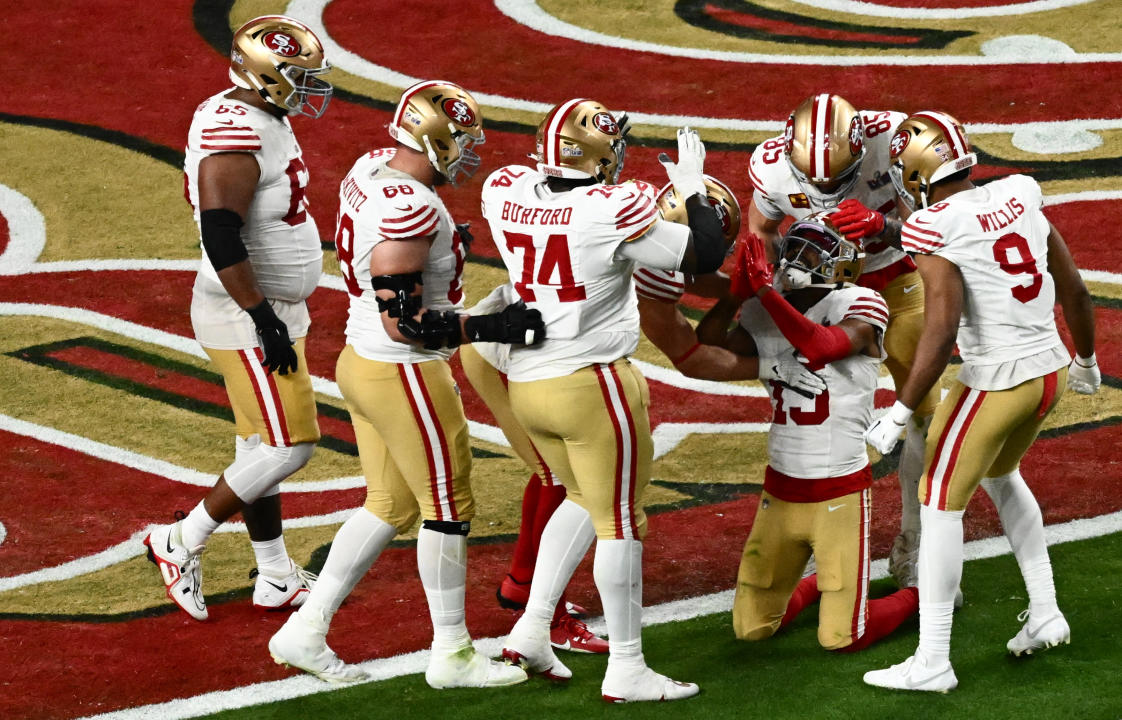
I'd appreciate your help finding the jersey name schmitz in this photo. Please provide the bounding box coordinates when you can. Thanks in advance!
[482,166,659,381]
[901,174,1066,385]
[740,286,887,479]
[335,148,466,363]
[184,90,321,302]
[749,110,907,274]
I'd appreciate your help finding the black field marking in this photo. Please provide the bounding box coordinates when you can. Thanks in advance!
[0,111,183,168]
[674,0,970,49]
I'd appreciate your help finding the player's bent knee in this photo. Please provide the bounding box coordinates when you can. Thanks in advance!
[223,441,315,503]
[734,619,779,642]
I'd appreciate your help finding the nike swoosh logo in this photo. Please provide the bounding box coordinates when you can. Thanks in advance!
[902,284,919,294]
[214,119,234,125]
[912,216,931,225]
[166,534,175,555]
[263,579,289,593]
[827,504,845,512]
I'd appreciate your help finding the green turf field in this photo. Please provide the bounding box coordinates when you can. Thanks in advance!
[204,530,1122,720]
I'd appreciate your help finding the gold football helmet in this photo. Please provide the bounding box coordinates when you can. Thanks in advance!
[228,15,332,119]
[784,93,866,210]
[535,99,626,184]
[888,110,977,211]
[656,175,742,245]
[777,212,864,291]
[388,80,486,186]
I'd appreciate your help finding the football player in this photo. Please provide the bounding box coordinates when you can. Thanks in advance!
[863,111,1098,692]
[485,99,732,703]
[700,217,920,653]
[144,15,333,621]
[267,80,541,689]
[469,175,821,658]
[748,94,937,587]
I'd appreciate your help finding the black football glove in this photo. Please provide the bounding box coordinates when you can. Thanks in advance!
[454,222,474,253]
[464,301,546,346]
[246,299,298,375]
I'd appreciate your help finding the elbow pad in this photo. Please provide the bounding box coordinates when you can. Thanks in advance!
[686,195,727,274]
[200,208,247,271]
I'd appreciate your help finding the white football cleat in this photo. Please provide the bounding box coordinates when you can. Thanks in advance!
[269,613,369,684]
[1007,609,1070,656]
[888,530,919,588]
[251,560,316,610]
[143,520,207,621]
[502,618,572,681]
[601,664,699,703]
[426,646,528,689]
[863,651,958,693]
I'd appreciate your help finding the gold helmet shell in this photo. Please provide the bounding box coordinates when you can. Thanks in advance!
[535,99,626,184]
[656,175,742,245]
[777,211,864,290]
[388,80,486,186]
[784,93,865,210]
[888,110,977,210]
[228,15,332,119]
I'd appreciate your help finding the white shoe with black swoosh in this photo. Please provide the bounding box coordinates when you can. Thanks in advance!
[143,518,207,621]
[251,560,316,610]
[863,651,958,693]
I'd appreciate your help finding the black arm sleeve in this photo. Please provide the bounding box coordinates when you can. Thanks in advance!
[200,208,248,271]
[685,195,728,274]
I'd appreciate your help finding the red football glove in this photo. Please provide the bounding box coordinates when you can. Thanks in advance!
[729,233,774,300]
[828,199,885,241]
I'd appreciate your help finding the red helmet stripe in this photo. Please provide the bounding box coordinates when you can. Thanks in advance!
[543,98,586,167]
[810,93,831,181]
[393,80,456,133]
[914,111,968,158]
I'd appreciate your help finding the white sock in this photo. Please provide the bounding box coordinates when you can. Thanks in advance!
[251,536,292,578]
[180,502,219,550]
[298,509,397,632]
[523,500,595,628]
[417,527,471,653]
[898,415,931,535]
[981,470,1058,618]
[917,504,964,663]
[595,538,645,669]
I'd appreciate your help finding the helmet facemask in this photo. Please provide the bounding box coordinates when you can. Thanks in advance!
[280,63,333,119]
[424,126,485,186]
[788,151,865,211]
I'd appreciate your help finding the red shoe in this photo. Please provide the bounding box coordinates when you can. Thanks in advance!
[550,614,609,654]
[497,574,530,610]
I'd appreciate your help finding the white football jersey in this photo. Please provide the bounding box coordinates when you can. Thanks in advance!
[184,90,322,303]
[483,166,664,381]
[336,148,466,363]
[901,174,1068,390]
[749,110,907,274]
[740,286,887,479]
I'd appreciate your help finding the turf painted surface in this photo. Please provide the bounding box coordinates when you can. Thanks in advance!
[202,531,1122,720]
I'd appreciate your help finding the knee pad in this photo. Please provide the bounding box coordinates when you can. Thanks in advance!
[421,519,471,536]
[223,441,315,503]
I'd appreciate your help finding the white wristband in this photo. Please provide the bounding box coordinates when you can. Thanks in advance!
[1075,352,1097,368]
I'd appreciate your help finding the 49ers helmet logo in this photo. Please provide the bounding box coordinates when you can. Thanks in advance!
[442,98,476,126]
[263,31,301,57]
[783,116,795,154]
[848,116,864,156]
[889,129,911,158]
[592,112,619,135]
[710,199,731,234]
